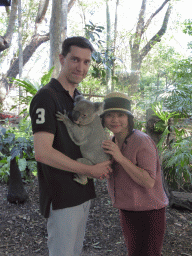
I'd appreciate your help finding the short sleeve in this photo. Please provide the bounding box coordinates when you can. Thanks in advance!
[29,90,57,135]
[136,136,158,180]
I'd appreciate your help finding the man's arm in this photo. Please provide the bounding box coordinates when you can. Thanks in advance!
[34,131,112,179]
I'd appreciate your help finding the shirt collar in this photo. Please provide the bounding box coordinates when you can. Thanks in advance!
[112,129,135,144]
[124,129,135,144]
[50,78,81,98]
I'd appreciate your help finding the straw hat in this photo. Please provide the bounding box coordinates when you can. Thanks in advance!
[101,92,134,117]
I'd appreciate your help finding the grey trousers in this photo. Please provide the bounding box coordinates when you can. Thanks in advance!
[47,200,91,256]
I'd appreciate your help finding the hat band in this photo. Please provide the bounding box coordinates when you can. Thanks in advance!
[104,97,131,112]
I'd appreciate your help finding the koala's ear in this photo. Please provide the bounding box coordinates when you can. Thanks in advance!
[75,95,84,102]
[94,102,104,114]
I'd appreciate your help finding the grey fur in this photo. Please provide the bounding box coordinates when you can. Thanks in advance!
[56,95,110,185]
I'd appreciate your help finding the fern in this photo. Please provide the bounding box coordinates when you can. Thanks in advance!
[163,137,192,187]
[11,67,54,117]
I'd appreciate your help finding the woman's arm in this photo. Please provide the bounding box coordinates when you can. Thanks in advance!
[115,155,155,189]
[102,140,155,189]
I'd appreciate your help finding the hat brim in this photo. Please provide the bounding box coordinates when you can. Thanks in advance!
[100,108,134,118]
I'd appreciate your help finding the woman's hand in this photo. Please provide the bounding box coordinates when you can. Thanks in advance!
[102,140,124,163]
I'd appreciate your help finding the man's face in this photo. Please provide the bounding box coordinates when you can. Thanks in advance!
[60,45,92,85]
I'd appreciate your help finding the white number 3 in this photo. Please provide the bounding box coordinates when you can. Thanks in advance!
[36,108,45,124]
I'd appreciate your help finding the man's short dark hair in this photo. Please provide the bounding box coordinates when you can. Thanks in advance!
[61,36,94,57]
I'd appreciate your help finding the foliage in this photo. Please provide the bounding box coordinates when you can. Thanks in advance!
[79,76,106,98]
[169,57,192,85]
[163,136,192,190]
[140,44,190,96]
[140,43,192,114]
[183,19,192,36]
[84,21,105,48]
[0,156,11,183]
[151,103,179,150]
[0,120,36,183]
[159,84,192,116]
[11,67,54,116]
[0,0,40,64]
[134,119,146,132]
[85,21,119,87]
[150,103,192,190]
[1,119,34,158]
[152,103,179,131]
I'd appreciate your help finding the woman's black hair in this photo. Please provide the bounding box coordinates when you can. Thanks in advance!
[101,112,134,134]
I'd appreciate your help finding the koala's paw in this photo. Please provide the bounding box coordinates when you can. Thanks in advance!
[56,110,68,122]
[73,174,88,185]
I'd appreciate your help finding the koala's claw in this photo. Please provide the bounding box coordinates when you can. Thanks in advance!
[73,174,88,185]
[56,111,68,121]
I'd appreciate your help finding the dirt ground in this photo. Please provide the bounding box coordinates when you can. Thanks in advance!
[0,178,192,256]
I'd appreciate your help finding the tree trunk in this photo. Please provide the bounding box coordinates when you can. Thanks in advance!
[129,57,142,95]
[35,0,50,25]
[129,0,172,95]
[61,0,68,42]
[49,0,63,78]
[0,0,76,96]
[49,0,68,78]
[111,0,119,92]
[3,34,50,91]
[68,0,76,12]
[0,0,18,52]
[7,158,28,204]
[106,0,112,94]
[18,0,23,114]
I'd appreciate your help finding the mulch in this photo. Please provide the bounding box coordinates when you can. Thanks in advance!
[0,177,192,256]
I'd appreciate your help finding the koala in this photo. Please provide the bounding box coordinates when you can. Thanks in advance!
[56,95,110,185]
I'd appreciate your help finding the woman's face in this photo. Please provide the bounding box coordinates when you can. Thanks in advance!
[104,111,129,135]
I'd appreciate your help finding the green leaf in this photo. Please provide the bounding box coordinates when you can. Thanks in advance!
[41,67,55,86]
[13,78,37,95]
[18,158,27,172]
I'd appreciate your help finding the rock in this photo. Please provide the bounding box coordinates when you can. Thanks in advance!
[7,158,28,204]
[169,191,192,211]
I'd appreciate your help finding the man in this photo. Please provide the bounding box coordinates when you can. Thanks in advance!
[29,36,111,256]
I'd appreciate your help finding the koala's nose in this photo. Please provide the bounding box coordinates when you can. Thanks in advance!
[72,111,80,121]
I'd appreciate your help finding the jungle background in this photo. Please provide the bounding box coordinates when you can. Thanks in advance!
[0,0,192,255]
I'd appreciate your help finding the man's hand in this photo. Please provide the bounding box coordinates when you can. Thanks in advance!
[87,160,112,180]
[34,132,112,179]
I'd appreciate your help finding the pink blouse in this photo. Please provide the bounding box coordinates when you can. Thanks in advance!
[108,129,169,211]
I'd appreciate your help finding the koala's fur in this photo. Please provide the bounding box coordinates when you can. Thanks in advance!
[56,95,110,185]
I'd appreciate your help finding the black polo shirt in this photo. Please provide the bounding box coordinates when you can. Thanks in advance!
[29,78,96,218]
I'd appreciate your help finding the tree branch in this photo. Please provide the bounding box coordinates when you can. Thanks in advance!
[143,0,170,32]
[35,0,50,24]
[0,0,18,52]
[68,0,76,13]
[1,0,77,91]
[135,0,146,36]
[140,3,172,60]
[7,34,50,79]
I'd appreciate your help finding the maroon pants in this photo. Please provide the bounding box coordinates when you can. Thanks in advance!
[119,207,166,256]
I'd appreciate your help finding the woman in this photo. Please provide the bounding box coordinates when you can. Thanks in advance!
[101,92,169,256]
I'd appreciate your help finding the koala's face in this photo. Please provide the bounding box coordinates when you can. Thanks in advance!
[72,95,104,126]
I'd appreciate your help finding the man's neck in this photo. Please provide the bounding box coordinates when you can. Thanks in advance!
[57,76,77,98]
